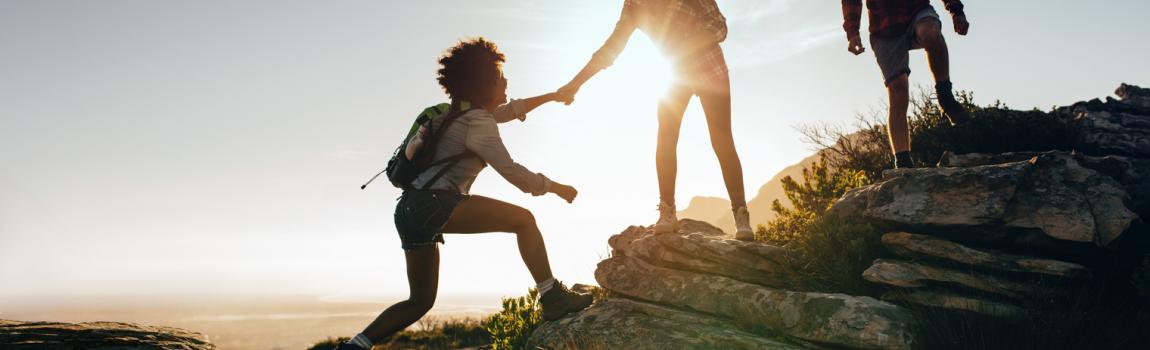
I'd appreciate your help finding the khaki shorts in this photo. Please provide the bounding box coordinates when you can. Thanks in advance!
[869,6,942,86]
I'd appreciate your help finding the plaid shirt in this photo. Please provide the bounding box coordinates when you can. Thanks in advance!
[590,0,728,70]
[842,0,965,38]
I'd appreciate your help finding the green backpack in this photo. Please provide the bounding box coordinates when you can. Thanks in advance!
[361,102,479,190]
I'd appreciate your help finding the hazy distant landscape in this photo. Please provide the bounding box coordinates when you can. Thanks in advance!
[0,295,501,350]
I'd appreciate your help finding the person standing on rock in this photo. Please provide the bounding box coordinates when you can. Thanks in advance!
[336,38,593,350]
[842,0,973,168]
[557,0,755,241]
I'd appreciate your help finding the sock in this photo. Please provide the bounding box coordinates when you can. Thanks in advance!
[536,278,558,295]
[895,151,913,169]
[349,333,373,349]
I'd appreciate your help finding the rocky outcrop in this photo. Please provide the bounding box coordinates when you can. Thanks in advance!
[1067,83,1150,158]
[837,146,1143,320]
[0,319,216,350]
[608,223,799,288]
[527,299,809,350]
[528,220,917,350]
[942,150,1150,220]
[831,152,1140,250]
[597,255,915,350]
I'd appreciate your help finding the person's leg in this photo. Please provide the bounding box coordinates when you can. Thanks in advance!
[359,245,440,343]
[915,15,969,124]
[441,195,592,321]
[441,195,552,283]
[697,82,746,209]
[915,19,949,83]
[656,84,693,207]
[887,73,912,158]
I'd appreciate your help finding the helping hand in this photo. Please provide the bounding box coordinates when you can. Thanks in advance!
[953,15,970,36]
[847,35,865,55]
[556,83,580,106]
[551,183,578,203]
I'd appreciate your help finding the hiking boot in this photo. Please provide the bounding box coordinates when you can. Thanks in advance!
[894,151,915,169]
[936,81,972,125]
[333,341,369,350]
[653,201,679,234]
[733,206,754,241]
[540,281,593,321]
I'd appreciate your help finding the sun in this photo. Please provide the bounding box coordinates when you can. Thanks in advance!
[609,34,677,99]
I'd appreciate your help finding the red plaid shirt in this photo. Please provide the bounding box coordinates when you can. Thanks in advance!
[842,0,965,38]
[591,0,728,70]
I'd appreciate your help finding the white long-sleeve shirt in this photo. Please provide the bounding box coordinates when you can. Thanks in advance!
[410,99,552,195]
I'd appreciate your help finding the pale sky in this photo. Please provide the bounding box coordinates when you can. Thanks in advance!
[2,0,1148,302]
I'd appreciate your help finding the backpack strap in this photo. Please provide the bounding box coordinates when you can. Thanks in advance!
[415,108,482,191]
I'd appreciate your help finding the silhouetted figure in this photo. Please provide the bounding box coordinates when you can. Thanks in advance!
[558,0,754,241]
[843,0,972,168]
[336,38,591,350]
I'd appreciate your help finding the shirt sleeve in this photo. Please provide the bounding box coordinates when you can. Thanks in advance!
[841,0,863,38]
[940,0,965,17]
[464,112,552,196]
[491,98,528,123]
[589,0,639,71]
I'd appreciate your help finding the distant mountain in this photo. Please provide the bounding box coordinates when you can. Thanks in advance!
[678,151,822,234]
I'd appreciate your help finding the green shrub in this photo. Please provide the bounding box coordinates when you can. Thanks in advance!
[483,288,543,350]
[758,154,869,245]
[386,317,489,350]
[307,337,348,350]
[760,216,883,295]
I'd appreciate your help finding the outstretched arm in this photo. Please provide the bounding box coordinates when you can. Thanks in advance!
[557,2,638,104]
[492,93,563,123]
[465,112,576,202]
[841,0,865,55]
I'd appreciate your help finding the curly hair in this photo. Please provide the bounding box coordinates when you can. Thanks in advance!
[437,38,506,105]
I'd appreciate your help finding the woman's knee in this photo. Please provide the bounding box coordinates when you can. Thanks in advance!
[509,207,538,234]
[408,292,438,313]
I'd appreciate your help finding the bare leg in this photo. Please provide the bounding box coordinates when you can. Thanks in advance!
[697,80,747,209]
[441,195,554,284]
[360,245,439,343]
[656,84,693,206]
[916,19,949,83]
[887,74,911,154]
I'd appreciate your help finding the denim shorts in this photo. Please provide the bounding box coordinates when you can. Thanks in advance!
[393,190,468,250]
[870,6,942,85]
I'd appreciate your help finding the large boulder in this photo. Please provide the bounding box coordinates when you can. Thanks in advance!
[1069,83,1150,158]
[527,299,811,350]
[0,320,216,350]
[830,153,1140,250]
[939,151,1150,221]
[608,221,799,288]
[881,232,1091,279]
[595,255,916,350]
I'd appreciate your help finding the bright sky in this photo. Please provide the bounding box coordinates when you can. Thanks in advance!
[2,0,1148,301]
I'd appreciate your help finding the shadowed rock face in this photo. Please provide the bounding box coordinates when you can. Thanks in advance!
[881,232,1091,279]
[882,290,1027,319]
[0,320,216,350]
[831,153,1139,250]
[595,255,916,350]
[863,259,1040,300]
